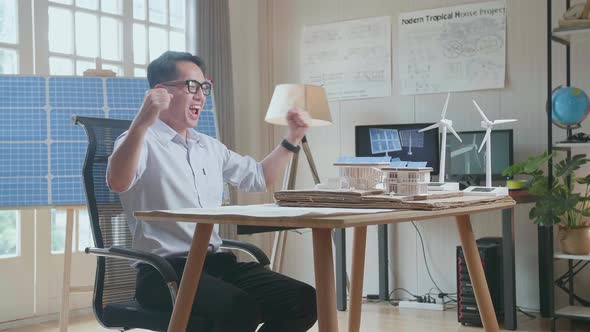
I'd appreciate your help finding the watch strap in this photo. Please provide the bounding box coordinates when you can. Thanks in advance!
[281,139,301,153]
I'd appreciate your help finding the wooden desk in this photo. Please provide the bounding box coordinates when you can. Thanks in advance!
[347,189,536,330]
[136,200,515,332]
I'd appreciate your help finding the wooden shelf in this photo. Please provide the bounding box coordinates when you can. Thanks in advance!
[552,26,590,45]
[555,305,590,319]
[555,252,590,261]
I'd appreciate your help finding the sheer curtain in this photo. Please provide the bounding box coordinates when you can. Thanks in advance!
[196,0,237,239]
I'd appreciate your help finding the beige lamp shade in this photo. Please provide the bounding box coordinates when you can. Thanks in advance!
[264,84,332,127]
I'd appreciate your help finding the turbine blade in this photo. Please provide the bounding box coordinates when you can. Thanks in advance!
[446,124,462,142]
[418,123,440,132]
[472,100,491,124]
[451,146,474,158]
[478,128,491,153]
[493,119,518,125]
[441,92,450,119]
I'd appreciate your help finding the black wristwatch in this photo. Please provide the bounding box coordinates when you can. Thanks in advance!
[281,139,301,153]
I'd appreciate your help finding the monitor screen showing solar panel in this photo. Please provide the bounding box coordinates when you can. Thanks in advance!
[444,129,513,183]
[355,123,440,175]
[369,128,402,154]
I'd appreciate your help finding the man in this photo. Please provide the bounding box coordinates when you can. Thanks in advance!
[107,51,317,332]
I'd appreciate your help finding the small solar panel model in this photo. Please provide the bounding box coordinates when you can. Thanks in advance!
[355,123,439,175]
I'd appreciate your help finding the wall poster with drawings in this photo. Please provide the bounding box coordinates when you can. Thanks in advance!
[398,0,506,95]
[302,16,391,101]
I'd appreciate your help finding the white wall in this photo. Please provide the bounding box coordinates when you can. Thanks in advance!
[229,0,590,311]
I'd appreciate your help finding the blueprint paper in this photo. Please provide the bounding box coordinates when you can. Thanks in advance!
[398,1,506,95]
[302,16,391,101]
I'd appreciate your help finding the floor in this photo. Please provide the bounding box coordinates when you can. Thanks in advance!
[3,303,589,332]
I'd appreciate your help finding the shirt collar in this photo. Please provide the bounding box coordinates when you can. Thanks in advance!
[151,119,202,146]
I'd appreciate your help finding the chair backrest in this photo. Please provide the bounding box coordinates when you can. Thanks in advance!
[73,116,136,322]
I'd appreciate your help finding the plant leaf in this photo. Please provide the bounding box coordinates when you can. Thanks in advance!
[529,196,563,226]
[576,174,590,185]
[502,152,551,177]
[555,154,588,178]
[578,208,590,217]
[528,176,549,196]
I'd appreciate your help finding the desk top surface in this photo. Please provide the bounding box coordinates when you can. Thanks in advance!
[134,200,515,229]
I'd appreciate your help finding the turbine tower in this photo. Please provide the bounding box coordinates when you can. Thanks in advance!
[473,100,518,187]
[419,93,462,184]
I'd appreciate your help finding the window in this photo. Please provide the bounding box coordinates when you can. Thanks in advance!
[0,210,19,258]
[77,209,93,251]
[133,0,188,76]
[51,209,93,254]
[0,0,19,74]
[35,0,193,76]
[1,1,194,76]
[46,0,122,76]
[51,209,69,253]
[45,0,190,76]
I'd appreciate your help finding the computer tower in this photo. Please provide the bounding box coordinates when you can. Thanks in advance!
[456,237,504,326]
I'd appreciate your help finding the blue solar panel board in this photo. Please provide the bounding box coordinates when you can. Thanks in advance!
[369,128,402,154]
[0,76,219,207]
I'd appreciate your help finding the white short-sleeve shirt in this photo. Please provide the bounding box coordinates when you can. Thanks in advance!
[107,119,266,257]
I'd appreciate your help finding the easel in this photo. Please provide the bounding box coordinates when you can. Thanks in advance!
[270,136,318,271]
[58,207,93,332]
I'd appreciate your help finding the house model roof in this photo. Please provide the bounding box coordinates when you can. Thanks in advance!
[381,167,433,172]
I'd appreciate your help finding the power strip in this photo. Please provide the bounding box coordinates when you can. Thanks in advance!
[398,300,445,311]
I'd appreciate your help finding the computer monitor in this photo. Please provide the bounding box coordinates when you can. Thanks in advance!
[445,129,513,184]
[355,123,440,175]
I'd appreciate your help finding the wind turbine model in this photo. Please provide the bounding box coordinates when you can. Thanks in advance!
[463,100,517,196]
[419,93,463,191]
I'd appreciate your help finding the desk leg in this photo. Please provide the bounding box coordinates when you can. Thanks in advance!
[312,228,339,332]
[378,224,389,301]
[348,226,367,332]
[456,215,500,332]
[538,225,554,317]
[167,223,213,332]
[334,229,347,311]
[502,208,517,330]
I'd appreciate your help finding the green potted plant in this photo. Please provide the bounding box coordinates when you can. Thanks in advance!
[503,152,590,255]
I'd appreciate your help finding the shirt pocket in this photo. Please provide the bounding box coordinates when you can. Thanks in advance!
[199,163,224,207]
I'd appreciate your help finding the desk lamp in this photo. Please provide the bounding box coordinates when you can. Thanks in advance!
[265,84,332,189]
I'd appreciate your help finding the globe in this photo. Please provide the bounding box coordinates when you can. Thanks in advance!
[551,86,590,128]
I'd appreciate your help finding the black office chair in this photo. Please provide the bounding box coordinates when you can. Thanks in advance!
[72,115,270,331]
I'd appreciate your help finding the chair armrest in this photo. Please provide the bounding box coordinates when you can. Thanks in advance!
[85,246,179,284]
[220,240,270,266]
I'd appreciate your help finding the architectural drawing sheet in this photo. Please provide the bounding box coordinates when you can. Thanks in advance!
[302,16,391,101]
[398,1,506,95]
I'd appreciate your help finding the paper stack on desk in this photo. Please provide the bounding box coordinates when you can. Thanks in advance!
[274,189,513,211]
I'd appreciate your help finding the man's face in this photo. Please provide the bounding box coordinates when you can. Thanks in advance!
[158,60,207,132]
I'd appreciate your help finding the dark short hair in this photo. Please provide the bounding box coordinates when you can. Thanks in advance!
[147,51,206,88]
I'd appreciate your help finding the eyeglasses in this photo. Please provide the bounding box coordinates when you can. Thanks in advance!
[160,79,212,96]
